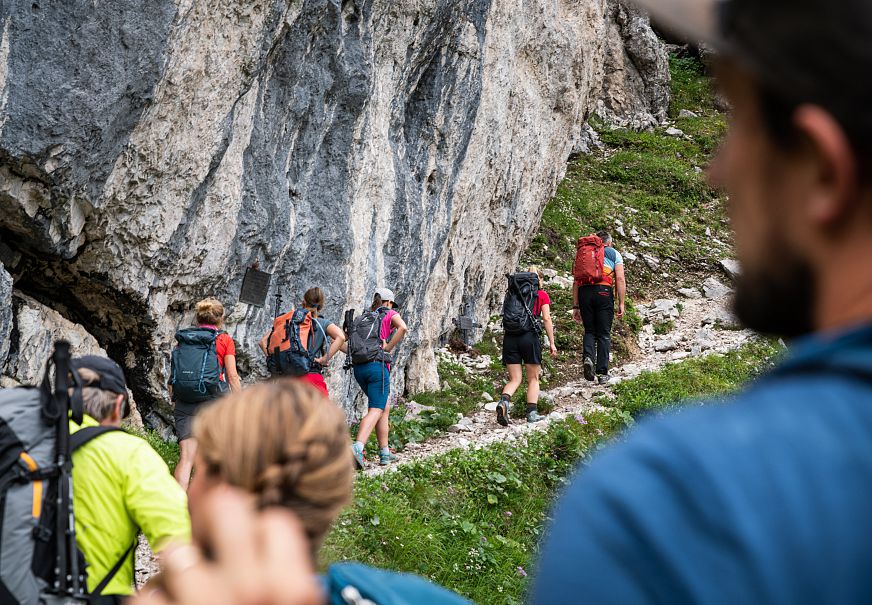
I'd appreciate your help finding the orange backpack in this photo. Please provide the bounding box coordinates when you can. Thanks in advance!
[266,308,326,376]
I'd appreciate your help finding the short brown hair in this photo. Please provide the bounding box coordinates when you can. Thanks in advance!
[195,298,225,326]
[76,368,122,421]
[193,379,352,553]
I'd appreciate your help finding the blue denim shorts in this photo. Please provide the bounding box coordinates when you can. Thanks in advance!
[353,362,391,410]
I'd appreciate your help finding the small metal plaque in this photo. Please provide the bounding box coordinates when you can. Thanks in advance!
[455,316,477,331]
[239,268,272,307]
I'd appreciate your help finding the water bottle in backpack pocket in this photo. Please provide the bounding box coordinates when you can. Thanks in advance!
[346,308,391,366]
[502,272,542,335]
[171,328,229,403]
[265,309,326,377]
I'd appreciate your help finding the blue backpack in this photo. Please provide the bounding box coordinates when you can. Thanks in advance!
[171,327,229,403]
[325,563,472,605]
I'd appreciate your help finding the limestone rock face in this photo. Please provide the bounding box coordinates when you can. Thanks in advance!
[0,263,11,369]
[4,293,108,386]
[595,0,670,130]
[0,0,667,422]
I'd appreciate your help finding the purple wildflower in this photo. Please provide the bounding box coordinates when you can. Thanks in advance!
[574,414,588,425]
[503,511,513,518]
[517,566,528,578]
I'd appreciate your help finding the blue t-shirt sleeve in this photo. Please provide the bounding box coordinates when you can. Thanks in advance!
[613,249,623,265]
[603,247,623,271]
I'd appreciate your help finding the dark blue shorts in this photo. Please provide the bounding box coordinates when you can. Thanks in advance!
[353,362,391,410]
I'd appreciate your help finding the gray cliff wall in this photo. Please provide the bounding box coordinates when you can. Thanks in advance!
[0,0,667,425]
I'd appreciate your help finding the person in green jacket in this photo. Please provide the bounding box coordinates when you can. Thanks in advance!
[69,356,191,603]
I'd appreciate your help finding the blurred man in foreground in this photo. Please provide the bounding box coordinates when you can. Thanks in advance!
[533,0,872,603]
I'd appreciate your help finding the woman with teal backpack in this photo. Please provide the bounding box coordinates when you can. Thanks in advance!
[170,298,241,491]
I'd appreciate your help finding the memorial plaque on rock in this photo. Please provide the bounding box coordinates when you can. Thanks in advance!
[239,268,272,307]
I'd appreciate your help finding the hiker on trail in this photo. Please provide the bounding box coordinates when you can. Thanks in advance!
[572,230,625,385]
[170,298,241,491]
[258,287,346,398]
[69,357,191,603]
[348,288,407,469]
[533,0,872,603]
[132,380,470,605]
[496,267,557,426]
[0,352,190,605]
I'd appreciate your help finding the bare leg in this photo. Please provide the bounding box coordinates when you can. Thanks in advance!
[502,364,524,396]
[174,438,198,491]
[355,408,383,447]
[376,402,391,449]
[525,364,541,404]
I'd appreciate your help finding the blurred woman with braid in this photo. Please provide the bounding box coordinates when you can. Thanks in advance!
[134,379,470,605]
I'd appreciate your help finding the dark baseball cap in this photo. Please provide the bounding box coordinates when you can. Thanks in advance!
[71,355,128,395]
[633,0,872,140]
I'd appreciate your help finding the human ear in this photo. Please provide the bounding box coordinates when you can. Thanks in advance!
[792,105,859,226]
[113,395,125,423]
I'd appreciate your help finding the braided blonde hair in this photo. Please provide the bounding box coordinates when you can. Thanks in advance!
[193,379,353,552]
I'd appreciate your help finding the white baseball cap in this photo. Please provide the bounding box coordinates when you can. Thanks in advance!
[374,287,400,309]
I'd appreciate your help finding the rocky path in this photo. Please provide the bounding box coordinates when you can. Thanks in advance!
[363,279,751,478]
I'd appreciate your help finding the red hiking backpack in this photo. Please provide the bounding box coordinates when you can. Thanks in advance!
[573,235,605,285]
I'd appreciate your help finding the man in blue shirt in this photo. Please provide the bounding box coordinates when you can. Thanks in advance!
[534,0,872,603]
[573,231,626,385]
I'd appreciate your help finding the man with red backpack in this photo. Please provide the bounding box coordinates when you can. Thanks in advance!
[572,231,626,384]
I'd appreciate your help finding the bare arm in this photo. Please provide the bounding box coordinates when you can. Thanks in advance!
[224,355,242,393]
[615,264,626,318]
[258,334,269,356]
[315,323,346,366]
[572,283,581,324]
[384,313,407,353]
[541,304,558,356]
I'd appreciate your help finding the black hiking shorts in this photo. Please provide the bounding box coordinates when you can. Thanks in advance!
[502,331,542,365]
[173,400,214,441]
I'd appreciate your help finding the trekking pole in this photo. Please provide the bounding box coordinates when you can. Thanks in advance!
[343,309,355,371]
[274,290,283,319]
[49,340,85,597]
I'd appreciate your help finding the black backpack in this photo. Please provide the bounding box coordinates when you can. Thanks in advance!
[170,328,229,404]
[502,272,542,335]
[0,342,134,605]
[347,308,391,366]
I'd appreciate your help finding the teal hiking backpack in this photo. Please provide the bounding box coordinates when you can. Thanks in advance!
[170,328,229,404]
[325,562,472,605]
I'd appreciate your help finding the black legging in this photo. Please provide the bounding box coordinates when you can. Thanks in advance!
[579,285,614,375]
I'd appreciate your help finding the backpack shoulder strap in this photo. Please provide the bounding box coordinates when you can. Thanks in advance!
[90,540,136,598]
[70,426,123,452]
[68,425,136,598]
[312,318,328,355]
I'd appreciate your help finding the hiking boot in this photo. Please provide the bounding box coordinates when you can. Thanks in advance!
[597,374,611,385]
[351,443,365,470]
[496,399,510,427]
[379,449,399,466]
[583,357,595,382]
[526,410,545,423]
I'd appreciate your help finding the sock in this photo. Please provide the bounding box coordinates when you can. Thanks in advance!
[526,403,537,415]
[501,393,511,402]
[354,441,364,450]
[380,446,391,455]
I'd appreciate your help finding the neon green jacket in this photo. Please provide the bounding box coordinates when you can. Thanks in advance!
[70,415,191,596]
